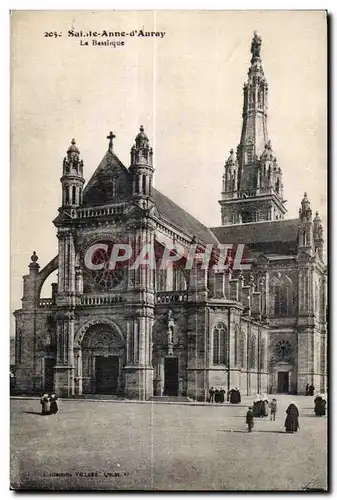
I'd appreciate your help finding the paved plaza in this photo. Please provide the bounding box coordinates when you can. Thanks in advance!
[10,395,327,491]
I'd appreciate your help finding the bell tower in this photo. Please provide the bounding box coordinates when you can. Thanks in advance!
[219,32,287,225]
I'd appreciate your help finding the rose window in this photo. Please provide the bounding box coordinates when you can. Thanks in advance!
[83,242,126,292]
[275,340,292,360]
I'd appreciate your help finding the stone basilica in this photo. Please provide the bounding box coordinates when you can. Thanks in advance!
[14,33,327,399]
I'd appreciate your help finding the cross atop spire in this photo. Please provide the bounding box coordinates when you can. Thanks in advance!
[107,131,116,151]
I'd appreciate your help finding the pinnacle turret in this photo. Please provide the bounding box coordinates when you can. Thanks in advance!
[130,125,154,197]
[61,138,85,208]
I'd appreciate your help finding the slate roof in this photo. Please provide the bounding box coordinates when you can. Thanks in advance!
[211,219,299,254]
[76,148,218,245]
[152,188,219,244]
[82,150,133,206]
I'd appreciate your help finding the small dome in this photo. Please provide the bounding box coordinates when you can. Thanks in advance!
[301,192,311,210]
[67,138,80,155]
[135,125,149,143]
[30,251,39,263]
[314,211,321,222]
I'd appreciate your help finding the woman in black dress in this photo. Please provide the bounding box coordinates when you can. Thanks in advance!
[284,402,299,433]
[49,393,59,414]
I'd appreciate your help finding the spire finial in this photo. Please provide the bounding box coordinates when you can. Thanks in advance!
[30,251,38,263]
[251,31,262,60]
[107,131,116,151]
[67,138,80,156]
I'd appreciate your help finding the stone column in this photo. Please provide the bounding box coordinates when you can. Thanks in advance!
[214,272,225,298]
[54,311,75,396]
[224,268,232,299]
[124,218,154,400]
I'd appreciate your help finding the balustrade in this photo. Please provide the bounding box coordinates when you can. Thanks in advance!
[71,203,127,219]
[156,291,188,304]
[79,294,124,306]
[38,298,53,308]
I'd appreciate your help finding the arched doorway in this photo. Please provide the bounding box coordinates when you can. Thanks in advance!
[76,323,125,395]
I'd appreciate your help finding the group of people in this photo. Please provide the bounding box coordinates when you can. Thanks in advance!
[305,384,315,396]
[208,387,241,404]
[208,387,226,403]
[252,394,271,418]
[246,399,299,433]
[40,393,58,415]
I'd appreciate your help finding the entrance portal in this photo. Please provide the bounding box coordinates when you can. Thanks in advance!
[44,358,56,391]
[277,371,289,393]
[95,356,119,394]
[78,323,125,395]
[164,357,179,396]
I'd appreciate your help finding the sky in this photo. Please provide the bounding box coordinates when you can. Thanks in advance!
[10,10,327,332]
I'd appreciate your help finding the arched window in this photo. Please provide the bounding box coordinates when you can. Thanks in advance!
[248,336,256,370]
[142,174,146,195]
[213,323,228,365]
[303,230,307,246]
[239,332,245,369]
[72,185,76,205]
[65,186,70,204]
[79,187,82,204]
[173,266,187,291]
[270,275,294,317]
[156,269,167,292]
[275,178,280,194]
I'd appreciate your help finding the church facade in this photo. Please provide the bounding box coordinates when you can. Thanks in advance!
[13,33,327,400]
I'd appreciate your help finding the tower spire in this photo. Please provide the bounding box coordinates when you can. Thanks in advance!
[219,33,287,225]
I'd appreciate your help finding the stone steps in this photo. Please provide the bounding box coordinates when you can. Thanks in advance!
[148,396,192,403]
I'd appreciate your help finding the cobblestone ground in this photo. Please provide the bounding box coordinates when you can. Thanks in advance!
[10,395,327,491]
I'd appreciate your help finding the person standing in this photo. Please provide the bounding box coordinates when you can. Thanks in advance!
[219,387,225,403]
[308,384,315,396]
[230,387,241,404]
[214,388,221,404]
[40,393,50,415]
[253,395,263,417]
[284,402,299,433]
[262,394,269,417]
[49,394,59,415]
[246,406,254,432]
[314,394,326,416]
[269,398,277,421]
[305,383,309,396]
[209,386,215,403]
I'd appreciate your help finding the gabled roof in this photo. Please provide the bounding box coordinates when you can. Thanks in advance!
[74,148,218,245]
[152,188,219,244]
[210,219,299,254]
[82,149,133,206]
